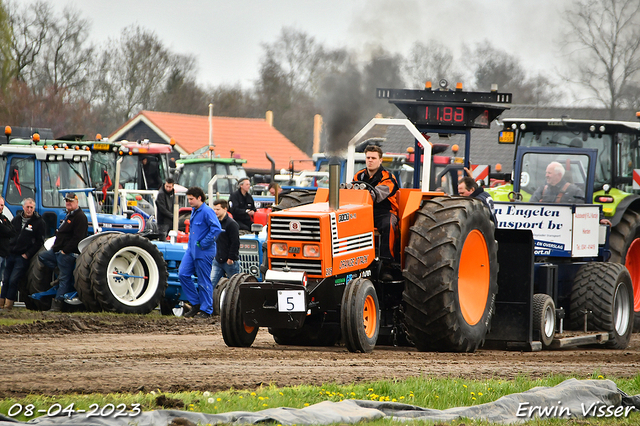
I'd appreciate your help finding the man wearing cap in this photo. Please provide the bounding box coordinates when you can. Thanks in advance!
[38,192,88,312]
[229,177,256,231]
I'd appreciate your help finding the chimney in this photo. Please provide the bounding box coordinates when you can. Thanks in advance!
[266,110,273,127]
[328,158,340,211]
[313,114,323,154]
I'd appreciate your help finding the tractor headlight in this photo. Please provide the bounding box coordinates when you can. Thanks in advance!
[303,244,320,258]
[271,242,288,256]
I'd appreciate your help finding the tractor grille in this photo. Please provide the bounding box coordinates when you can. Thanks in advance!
[270,217,320,241]
[270,258,323,276]
[239,239,261,278]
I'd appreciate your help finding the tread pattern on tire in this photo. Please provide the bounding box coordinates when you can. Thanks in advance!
[402,197,498,352]
[532,293,555,348]
[609,208,640,331]
[90,233,168,314]
[74,234,118,312]
[221,273,258,347]
[570,262,633,349]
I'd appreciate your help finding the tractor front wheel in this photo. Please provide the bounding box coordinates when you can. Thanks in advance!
[220,273,258,347]
[340,278,379,353]
[532,294,556,348]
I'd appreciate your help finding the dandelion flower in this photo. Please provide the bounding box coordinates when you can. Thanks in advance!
[208,398,214,404]
[478,392,483,396]
[304,403,309,407]
[217,398,221,402]
[251,392,256,396]
[203,391,211,397]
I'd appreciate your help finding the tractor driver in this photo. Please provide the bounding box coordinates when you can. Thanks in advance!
[530,161,584,204]
[353,145,400,264]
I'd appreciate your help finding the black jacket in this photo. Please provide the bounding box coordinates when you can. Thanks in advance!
[9,212,46,259]
[155,186,175,226]
[0,215,14,257]
[229,189,255,230]
[215,213,240,263]
[51,208,88,254]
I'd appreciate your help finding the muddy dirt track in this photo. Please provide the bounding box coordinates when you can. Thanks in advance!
[1,310,639,398]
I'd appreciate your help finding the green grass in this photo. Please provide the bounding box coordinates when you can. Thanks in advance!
[1,374,639,424]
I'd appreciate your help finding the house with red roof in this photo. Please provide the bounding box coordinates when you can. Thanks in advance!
[108,110,312,174]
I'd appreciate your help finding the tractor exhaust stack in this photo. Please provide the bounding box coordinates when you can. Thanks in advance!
[328,157,340,211]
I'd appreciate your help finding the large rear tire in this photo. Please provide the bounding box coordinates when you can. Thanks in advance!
[402,197,498,352]
[570,263,633,349]
[74,234,118,312]
[90,233,168,314]
[609,209,640,331]
[271,190,317,211]
[220,273,258,347]
[532,293,556,348]
[340,278,379,353]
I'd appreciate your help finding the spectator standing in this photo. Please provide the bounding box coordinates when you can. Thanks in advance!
[38,192,88,312]
[210,199,240,294]
[179,187,222,319]
[0,196,14,307]
[0,198,45,310]
[229,177,256,231]
[156,178,175,240]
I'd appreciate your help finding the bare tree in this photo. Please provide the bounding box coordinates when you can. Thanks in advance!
[154,54,209,115]
[0,2,14,94]
[463,41,560,105]
[6,0,50,84]
[403,40,463,88]
[563,0,640,117]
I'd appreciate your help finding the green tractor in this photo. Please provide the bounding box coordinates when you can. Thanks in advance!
[495,118,640,329]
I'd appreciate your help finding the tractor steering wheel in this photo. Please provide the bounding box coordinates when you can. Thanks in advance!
[351,181,376,193]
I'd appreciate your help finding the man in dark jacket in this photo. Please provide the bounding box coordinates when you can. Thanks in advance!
[0,198,45,310]
[38,192,88,312]
[155,178,175,240]
[458,176,497,223]
[210,199,240,293]
[0,196,14,309]
[229,177,256,231]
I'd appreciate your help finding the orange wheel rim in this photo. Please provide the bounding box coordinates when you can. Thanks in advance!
[244,323,255,334]
[625,238,640,312]
[362,294,377,338]
[458,229,490,325]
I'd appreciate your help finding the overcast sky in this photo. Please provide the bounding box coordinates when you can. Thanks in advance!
[48,0,570,90]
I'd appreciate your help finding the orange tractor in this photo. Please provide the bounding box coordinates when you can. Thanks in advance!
[221,85,633,352]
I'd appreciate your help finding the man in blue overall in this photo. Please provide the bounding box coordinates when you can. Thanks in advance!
[179,187,222,319]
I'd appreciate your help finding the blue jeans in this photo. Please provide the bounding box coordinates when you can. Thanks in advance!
[210,259,240,291]
[38,249,78,301]
[1,254,29,301]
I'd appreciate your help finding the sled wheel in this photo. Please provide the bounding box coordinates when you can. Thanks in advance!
[90,233,168,314]
[570,263,633,349]
[341,278,379,353]
[403,197,498,352]
[609,209,640,331]
[220,273,258,347]
[212,277,229,316]
[532,294,556,348]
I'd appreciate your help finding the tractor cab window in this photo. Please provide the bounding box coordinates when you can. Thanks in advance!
[616,133,640,192]
[519,152,591,204]
[520,130,611,189]
[120,154,166,191]
[6,157,35,205]
[89,151,116,191]
[41,160,90,208]
[0,157,6,194]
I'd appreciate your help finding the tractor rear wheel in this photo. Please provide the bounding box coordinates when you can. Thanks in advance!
[570,263,633,349]
[271,190,317,211]
[402,197,498,352]
[532,294,556,348]
[90,233,168,314]
[340,278,379,353]
[609,209,640,331]
[220,273,258,347]
[74,234,117,312]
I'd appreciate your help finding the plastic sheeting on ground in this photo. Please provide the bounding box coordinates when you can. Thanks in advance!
[1,379,639,425]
